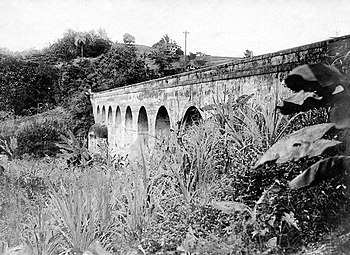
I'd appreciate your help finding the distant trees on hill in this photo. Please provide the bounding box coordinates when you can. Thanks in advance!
[46,29,112,62]
[0,29,215,137]
[123,33,136,45]
[90,44,151,91]
[150,34,184,76]
[0,56,59,115]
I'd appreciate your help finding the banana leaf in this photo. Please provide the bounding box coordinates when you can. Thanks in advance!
[289,156,350,189]
[278,64,346,115]
[254,123,341,168]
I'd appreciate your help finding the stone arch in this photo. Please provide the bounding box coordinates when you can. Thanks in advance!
[115,106,122,147]
[137,106,149,147]
[155,106,171,139]
[96,105,100,123]
[115,106,122,126]
[107,106,113,125]
[181,106,202,127]
[101,105,106,124]
[125,106,133,147]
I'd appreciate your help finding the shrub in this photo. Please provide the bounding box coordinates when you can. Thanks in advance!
[15,120,65,158]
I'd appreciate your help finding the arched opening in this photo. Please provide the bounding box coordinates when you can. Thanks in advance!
[115,106,122,126]
[96,105,100,123]
[137,106,149,147]
[125,106,133,147]
[155,106,171,139]
[181,106,202,127]
[101,106,106,124]
[115,106,122,147]
[107,106,113,125]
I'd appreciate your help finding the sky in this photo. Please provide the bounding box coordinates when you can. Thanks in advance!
[1,0,350,57]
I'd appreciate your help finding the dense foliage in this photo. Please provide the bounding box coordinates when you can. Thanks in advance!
[150,34,184,76]
[15,119,65,157]
[0,29,151,143]
[46,29,112,62]
[91,44,151,91]
[0,56,59,115]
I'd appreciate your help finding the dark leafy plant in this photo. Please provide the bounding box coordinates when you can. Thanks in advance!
[56,130,92,166]
[0,57,59,115]
[254,123,341,168]
[91,44,150,91]
[46,29,112,62]
[15,120,64,158]
[277,63,350,128]
[261,63,350,187]
[150,34,184,77]
[289,156,350,189]
[248,63,350,250]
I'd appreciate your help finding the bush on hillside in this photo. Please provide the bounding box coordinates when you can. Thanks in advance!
[15,120,65,158]
[67,91,94,139]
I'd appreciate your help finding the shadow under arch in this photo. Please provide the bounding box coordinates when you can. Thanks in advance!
[107,106,113,125]
[115,106,122,126]
[96,105,100,123]
[114,106,122,147]
[101,105,106,124]
[181,106,202,128]
[155,106,171,139]
[137,106,149,147]
[125,106,133,147]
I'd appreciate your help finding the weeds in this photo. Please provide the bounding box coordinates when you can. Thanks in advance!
[2,88,349,255]
[49,166,112,253]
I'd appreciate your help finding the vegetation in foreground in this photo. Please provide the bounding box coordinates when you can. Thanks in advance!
[1,29,350,255]
[1,85,350,255]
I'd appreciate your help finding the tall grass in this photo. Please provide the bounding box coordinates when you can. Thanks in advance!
[0,158,63,254]
[49,165,112,253]
[111,148,176,241]
[22,206,61,255]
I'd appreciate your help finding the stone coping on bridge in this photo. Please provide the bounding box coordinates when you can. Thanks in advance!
[91,34,350,99]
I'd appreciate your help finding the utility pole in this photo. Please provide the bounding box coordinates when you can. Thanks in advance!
[183,30,189,68]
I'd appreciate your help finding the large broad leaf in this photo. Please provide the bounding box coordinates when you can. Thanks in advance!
[277,90,326,115]
[289,156,350,189]
[278,64,346,115]
[282,91,323,106]
[329,97,350,129]
[285,64,343,93]
[254,123,341,168]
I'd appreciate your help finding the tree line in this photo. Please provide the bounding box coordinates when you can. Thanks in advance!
[0,29,190,118]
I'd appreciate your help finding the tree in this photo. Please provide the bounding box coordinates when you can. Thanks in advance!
[46,29,112,62]
[90,44,150,91]
[48,29,78,62]
[186,52,209,70]
[151,34,184,76]
[74,32,88,57]
[0,56,59,115]
[244,49,253,58]
[123,33,136,45]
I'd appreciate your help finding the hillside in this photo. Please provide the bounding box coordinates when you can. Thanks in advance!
[133,43,240,68]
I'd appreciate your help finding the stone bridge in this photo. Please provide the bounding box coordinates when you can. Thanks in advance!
[89,35,350,155]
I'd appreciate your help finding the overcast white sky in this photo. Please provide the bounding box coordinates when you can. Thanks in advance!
[1,0,350,57]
